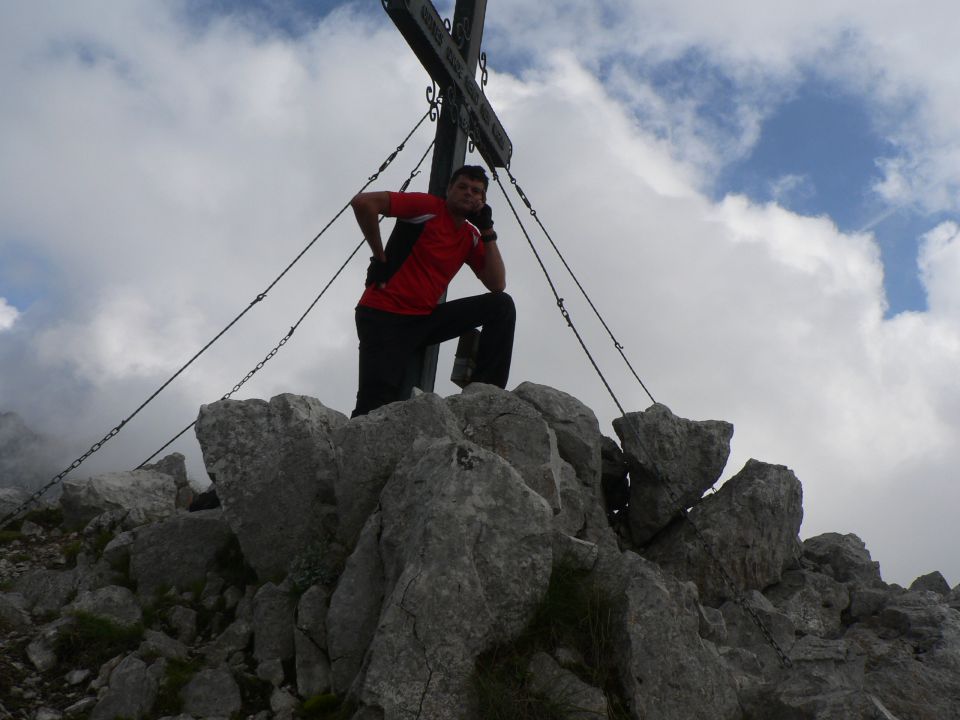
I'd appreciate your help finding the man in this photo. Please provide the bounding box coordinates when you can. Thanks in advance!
[350,165,515,417]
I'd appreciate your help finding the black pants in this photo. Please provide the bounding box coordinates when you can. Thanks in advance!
[352,292,516,417]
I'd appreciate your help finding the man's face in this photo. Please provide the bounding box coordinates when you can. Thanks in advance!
[447,176,487,216]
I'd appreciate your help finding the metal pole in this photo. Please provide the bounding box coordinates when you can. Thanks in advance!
[409,0,487,394]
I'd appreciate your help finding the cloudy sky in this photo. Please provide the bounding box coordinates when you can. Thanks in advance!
[2,1,959,587]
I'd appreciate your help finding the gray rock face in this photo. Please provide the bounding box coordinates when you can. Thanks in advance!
[0,592,32,631]
[802,532,883,587]
[0,486,31,519]
[60,470,178,530]
[252,581,296,666]
[141,452,193,509]
[128,509,234,597]
[90,654,157,720]
[526,651,608,720]
[909,570,950,595]
[180,666,242,718]
[332,391,463,547]
[335,438,554,719]
[764,568,849,638]
[513,382,603,487]
[613,403,733,544]
[65,585,142,628]
[447,384,563,513]
[644,459,803,604]
[195,393,347,580]
[595,549,741,720]
[15,567,77,616]
[295,584,331,697]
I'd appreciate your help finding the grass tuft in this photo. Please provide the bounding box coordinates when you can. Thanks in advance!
[474,564,631,720]
[55,612,144,669]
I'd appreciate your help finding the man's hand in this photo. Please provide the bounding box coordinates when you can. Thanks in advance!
[365,256,389,288]
[467,204,494,233]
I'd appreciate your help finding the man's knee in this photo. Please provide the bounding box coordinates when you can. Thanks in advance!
[489,291,515,322]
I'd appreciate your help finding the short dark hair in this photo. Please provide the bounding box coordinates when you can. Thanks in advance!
[449,165,489,191]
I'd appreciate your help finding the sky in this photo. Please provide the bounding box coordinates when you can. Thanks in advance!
[2,1,959,588]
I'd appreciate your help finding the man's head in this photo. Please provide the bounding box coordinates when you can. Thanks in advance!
[446,165,489,218]
[449,165,489,192]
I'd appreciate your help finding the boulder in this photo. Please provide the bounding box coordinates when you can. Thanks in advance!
[90,654,157,720]
[909,570,950,595]
[60,470,178,530]
[141,452,193,509]
[195,393,347,580]
[333,391,463,546]
[180,666,242,718]
[331,437,554,719]
[0,486,31,519]
[295,583,331,697]
[764,568,849,638]
[719,591,796,675]
[14,567,78,616]
[801,533,884,588]
[593,548,741,720]
[252,580,296,666]
[526,651,608,720]
[65,585,142,628]
[644,459,803,604]
[447,384,563,513]
[128,509,234,597]
[512,382,603,486]
[613,403,733,544]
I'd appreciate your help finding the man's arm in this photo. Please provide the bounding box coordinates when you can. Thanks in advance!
[477,236,506,292]
[351,191,392,261]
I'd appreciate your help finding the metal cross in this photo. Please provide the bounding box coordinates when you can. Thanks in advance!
[383,0,513,393]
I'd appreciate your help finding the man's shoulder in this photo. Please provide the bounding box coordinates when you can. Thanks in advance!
[389,191,445,217]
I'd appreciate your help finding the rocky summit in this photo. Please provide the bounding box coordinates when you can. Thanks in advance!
[1,382,959,720]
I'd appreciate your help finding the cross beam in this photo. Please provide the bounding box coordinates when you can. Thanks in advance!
[384,0,513,393]
[383,0,513,168]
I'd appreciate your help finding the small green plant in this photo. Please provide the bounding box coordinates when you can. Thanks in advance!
[91,528,115,558]
[55,612,144,669]
[0,530,22,545]
[22,506,64,529]
[473,564,631,720]
[153,657,203,716]
[297,694,357,720]
[62,539,84,568]
[288,537,347,595]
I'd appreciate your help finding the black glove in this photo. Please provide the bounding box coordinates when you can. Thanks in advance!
[365,257,389,288]
[467,204,494,232]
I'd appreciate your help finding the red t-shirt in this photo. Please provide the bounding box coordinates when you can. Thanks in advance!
[358,192,487,315]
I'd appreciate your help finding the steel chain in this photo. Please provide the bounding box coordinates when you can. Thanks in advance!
[494,170,793,669]
[0,109,435,530]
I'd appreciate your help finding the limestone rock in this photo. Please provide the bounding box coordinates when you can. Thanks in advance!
[908,570,950,595]
[195,393,347,580]
[333,391,463,547]
[513,382,603,486]
[594,548,740,720]
[180,666,242,718]
[141,452,193,509]
[65,585,142,628]
[644,459,803,604]
[128,509,234,597]
[15,568,77,616]
[90,654,157,720]
[139,629,189,662]
[252,581,296,666]
[447,383,563,513]
[526,651,608,720]
[60,470,178,530]
[613,403,733,544]
[719,591,796,675]
[0,485,31,519]
[335,438,554,719]
[295,584,331,697]
[802,532,883,587]
[764,568,849,638]
[0,591,32,631]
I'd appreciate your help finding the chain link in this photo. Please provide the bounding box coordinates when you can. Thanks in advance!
[493,170,792,669]
[0,109,436,531]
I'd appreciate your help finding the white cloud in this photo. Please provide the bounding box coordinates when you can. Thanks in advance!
[0,298,19,331]
[3,2,960,589]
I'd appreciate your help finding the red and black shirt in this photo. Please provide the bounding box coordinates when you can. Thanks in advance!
[358,192,487,315]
